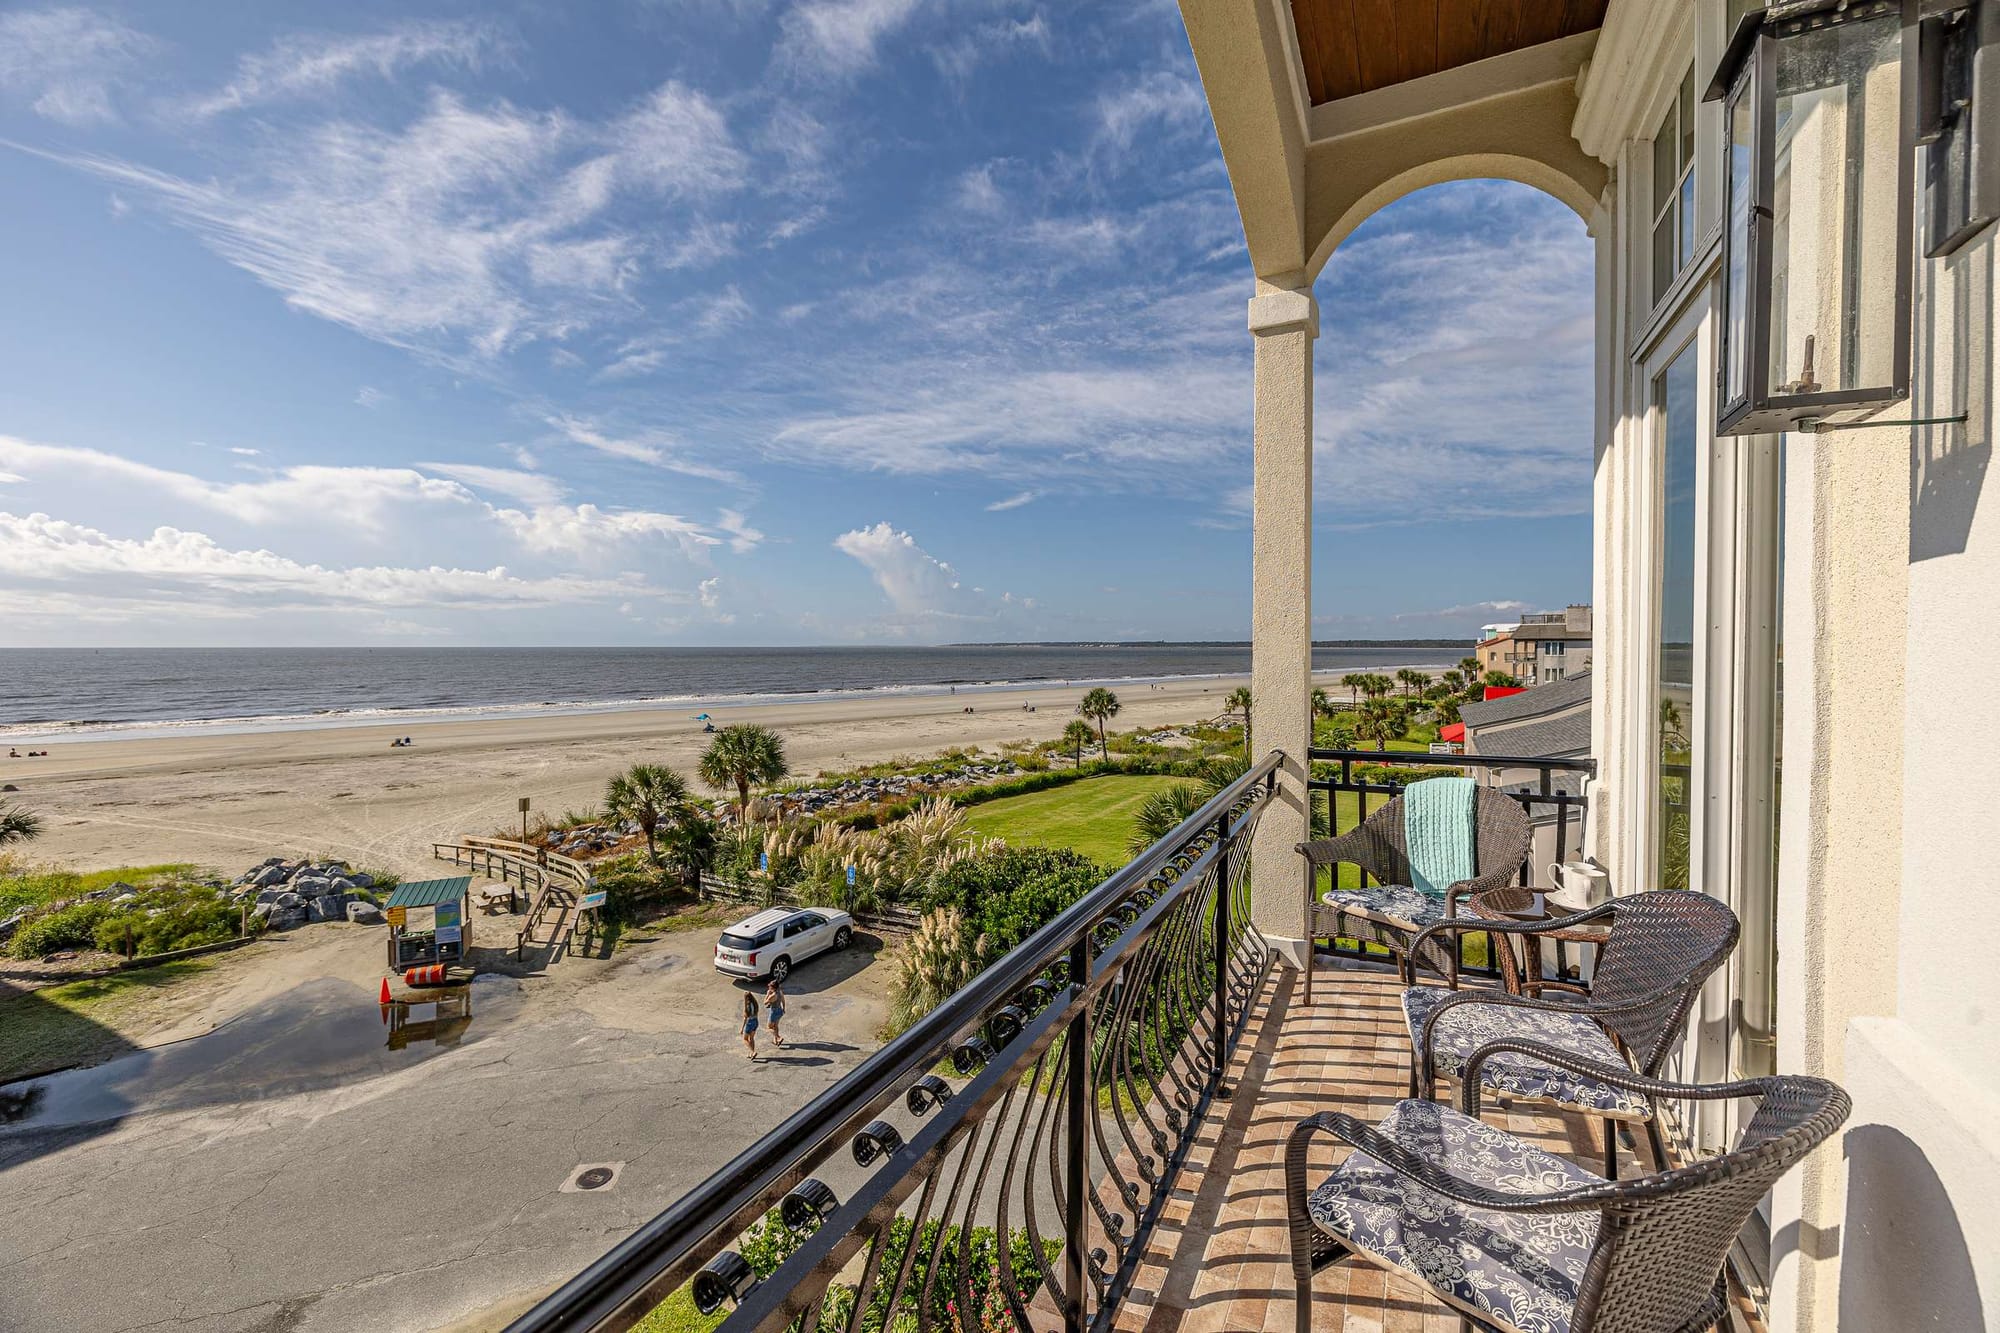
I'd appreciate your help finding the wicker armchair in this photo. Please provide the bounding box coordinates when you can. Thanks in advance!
[1402,889,1740,1178]
[1296,784,1531,1001]
[1285,1054,1850,1333]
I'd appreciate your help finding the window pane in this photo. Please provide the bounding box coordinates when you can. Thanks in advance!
[1653,216,1677,303]
[1679,64,1696,168]
[1653,98,1679,215]
[1679,169,1697,265]
[1656,345,1700,893]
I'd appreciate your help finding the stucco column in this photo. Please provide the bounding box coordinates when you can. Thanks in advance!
[1766,424,1907,1333]
[1246,282,1317,966]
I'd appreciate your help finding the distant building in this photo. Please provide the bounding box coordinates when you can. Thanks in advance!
[1475,604,1591,685]
[1459,670,1593,876]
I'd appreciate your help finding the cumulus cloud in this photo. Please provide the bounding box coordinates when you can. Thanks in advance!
[184,20,503,119]
[491,503,721,560]
[0,510,658,617]
[834,521,982,619]
[0,7,155,126]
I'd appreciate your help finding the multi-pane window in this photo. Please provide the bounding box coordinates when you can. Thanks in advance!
[1655,344,1700,892]
[1652,64,1698,304]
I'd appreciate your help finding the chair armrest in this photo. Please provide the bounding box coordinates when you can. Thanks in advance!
[1446,864,1530,902]
[1286,1111,1608,1215]
[1458,1039,1784,1119]
[1296,826,1374,870]
[1401,900,1619,982]
[1408,983,1700,1090]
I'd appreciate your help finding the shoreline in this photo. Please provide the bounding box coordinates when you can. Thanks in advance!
[2,669,1440,876]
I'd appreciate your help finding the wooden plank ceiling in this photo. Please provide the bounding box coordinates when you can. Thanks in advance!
[1290,0,1612,105]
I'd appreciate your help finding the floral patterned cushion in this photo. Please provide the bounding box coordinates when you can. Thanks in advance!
[1306,1100,1601,1333]
[1321,885,1445,930]
[1402,987,1652,1120]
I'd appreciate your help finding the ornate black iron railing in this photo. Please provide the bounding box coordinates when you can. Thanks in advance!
[1306,747,1598,980]
[509,752,1284,1333]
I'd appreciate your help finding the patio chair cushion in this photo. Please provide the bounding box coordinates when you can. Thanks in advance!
[1402,987,1653,1121]
[1306,1100,1601,1333]
[1321,885,1445,930]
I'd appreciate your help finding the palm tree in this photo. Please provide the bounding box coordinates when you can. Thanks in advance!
[1440,668,1467,696]
[1358,696,1404,751]
[1339,672,1368,706]
[697,724,790,819]
[1396,667,1428,699]
[656,812,718,885]
[1459,655,1482,684]
[1360,673,1395,700]
[1077,688,1121,758]
[1061,719,1095,767]
[1482,670,1523,691]
[604,763,692,862]
[1224,686,1253,756]
[1127,782,1209,855]
[0,799,42,848]
[1310,686,1331,719]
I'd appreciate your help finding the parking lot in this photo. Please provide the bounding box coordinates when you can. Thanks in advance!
[0,917,892,1333]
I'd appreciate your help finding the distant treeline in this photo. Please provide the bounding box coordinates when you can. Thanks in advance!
[945,639,1475,649]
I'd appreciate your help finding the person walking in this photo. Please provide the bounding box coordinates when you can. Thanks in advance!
[740,992,759,1060]
[764,977,787,1049]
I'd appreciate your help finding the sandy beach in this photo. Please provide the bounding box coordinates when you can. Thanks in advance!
[1,673,1342,876]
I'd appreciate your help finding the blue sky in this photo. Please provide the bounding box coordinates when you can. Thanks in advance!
[0,0,1593,647]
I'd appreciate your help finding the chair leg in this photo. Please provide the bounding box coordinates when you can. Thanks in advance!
[1603,1118,1618,1180]
[1644,1116,1670,1172]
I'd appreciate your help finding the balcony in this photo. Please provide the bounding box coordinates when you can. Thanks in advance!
[505,754,1760,1333]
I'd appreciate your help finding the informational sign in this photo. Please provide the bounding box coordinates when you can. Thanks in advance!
[385,906,407,928]
[404,904,437,934]
[578,889,608,911]
[846,865,857,887]
[435,901,461,931]
[435,925,462,945]
[758,853,769,873]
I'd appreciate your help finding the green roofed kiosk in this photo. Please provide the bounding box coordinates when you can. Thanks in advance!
[383,876,473,971]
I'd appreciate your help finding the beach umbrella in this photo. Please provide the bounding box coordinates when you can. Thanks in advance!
[693,713,710,721]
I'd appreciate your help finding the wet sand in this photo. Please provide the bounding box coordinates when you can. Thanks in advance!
[2,673,1328,876]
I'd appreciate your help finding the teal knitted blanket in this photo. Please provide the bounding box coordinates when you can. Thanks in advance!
[1404,776,1476,901]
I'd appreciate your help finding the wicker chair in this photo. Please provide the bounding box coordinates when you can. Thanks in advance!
[1285,1055,1850,1333]
[1296,784,1531,1001]
[1401,889,1740,1178]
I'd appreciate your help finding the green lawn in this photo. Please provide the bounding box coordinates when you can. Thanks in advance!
[0,959,216,1083]
[962,775,1187,865]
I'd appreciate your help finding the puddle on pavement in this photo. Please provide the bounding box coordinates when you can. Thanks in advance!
[0,973,525,1132]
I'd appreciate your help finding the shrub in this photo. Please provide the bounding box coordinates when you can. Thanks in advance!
[922,845,1106,958]
[92,887,244,957]
[9,900,113,959]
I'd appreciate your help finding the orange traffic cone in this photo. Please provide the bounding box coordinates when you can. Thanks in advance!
[380,977,392,1004]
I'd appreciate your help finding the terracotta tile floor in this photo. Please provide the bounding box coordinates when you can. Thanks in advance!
[1110,961,1627,1333]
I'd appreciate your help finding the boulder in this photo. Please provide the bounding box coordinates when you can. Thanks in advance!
[346,901,385,925]
[267,907,308,930]
[251,865,289,888]
[292,878,333,898]
[273,891,303,910]
[345,871,374,889]
[307,894,349,922]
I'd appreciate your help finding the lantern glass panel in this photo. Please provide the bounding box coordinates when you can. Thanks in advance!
[1766,13,1905,401]
[1724,77,1755,411]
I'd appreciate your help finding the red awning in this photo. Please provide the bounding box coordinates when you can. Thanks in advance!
[1482,685,1527,702]
[1439,722,1465,743]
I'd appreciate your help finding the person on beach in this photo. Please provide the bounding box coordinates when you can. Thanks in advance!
[741,992,760,1060]
[765,978,786,1048]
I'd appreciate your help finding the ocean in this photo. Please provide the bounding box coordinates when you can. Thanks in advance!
[0,644,1463,740]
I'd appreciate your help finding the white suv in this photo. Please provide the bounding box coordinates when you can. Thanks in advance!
[713,906,854,981]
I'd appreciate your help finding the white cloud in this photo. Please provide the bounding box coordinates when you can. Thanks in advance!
[985,490,1036,511]
[0,510,657,617]
[1394,600,1532,622]
[355,386,388,409]
[1094,69,1206,154]
[716,508,765,554]
[185,20,503,119]
[42,78,748,365]
[955,164,1005,215]
[777,0,924,77]
[227,446,261,457]
[931,13,1048,83]
[0,435,475,533]
[0,7,154,126]
[418,462,568,508]
[545,414,745,485]
[491,503,721,561]
[835,521,974,617]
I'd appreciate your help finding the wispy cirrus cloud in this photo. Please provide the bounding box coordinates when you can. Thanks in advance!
[182,20,504,119]
[0,7,155,126]
[985,490,1036,512]
[776,0,926,77]
[34,77,751,366]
